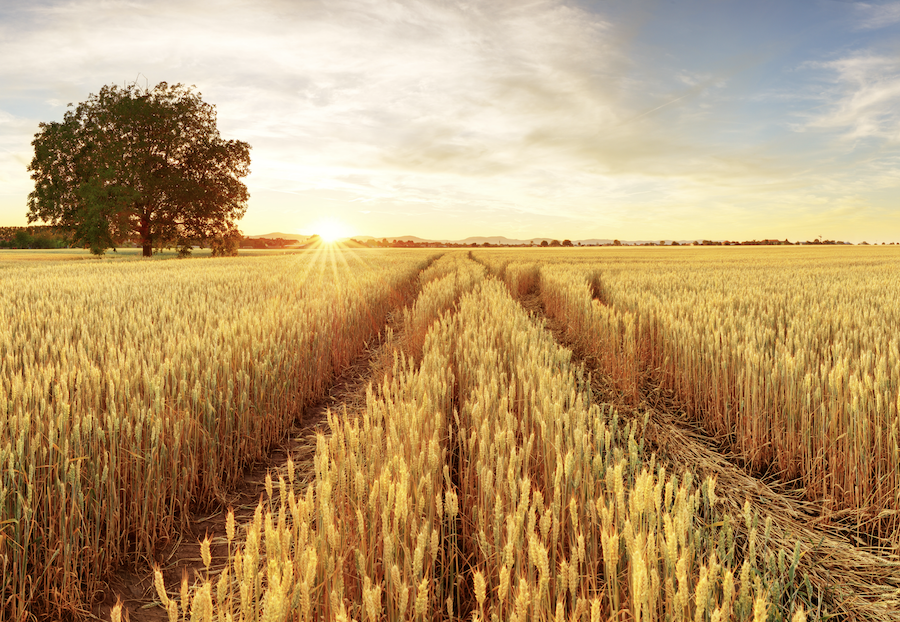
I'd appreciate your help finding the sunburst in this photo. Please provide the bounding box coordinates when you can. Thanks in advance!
[312,219,352,244]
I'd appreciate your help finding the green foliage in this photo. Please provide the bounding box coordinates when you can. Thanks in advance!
[27,82,251,257]
[0,226,70,249]
[210,228,241,257]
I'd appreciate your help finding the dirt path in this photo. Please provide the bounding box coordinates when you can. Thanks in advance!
[94,264,900,621]
[515,286,900,622]
[93,310,405,622]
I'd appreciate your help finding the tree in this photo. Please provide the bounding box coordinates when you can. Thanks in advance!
[27,82,251,256]
[562,239,573,247]
[540,240,549,247]
[210,228,241,257]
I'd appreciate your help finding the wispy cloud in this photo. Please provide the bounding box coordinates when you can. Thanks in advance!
[1,0,898,240]
[854,1,900,29]
[804,53,900,142]
[0,0,745,187]
[0,110,35,192]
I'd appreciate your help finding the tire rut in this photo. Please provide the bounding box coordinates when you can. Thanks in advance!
[94,271,430,622]
[513,284,900,622]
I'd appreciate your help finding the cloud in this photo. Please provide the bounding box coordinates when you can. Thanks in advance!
[854,1,900,29]
[2,0,898,239]
[804,53,900,142]
[0,109,35,190]
[1,0,728,188]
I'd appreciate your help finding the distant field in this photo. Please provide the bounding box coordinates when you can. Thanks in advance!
[3,246,898,622]
[0,248,113,261]
[0,247,203,261]
[0,247,325,261]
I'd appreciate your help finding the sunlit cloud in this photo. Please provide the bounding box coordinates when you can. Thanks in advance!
[0,0,898,241]
[0,110,34,196]
[804,53,900,143]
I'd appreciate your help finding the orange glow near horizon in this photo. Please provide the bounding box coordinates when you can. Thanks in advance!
[307,219,353,244]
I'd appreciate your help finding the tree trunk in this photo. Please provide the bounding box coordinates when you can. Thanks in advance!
[140,214,152,257]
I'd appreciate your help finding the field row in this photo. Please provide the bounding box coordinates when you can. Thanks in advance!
[476,247,900,537]
[0,249,437,620]
[157,254,807,622]
[5,246,893,621]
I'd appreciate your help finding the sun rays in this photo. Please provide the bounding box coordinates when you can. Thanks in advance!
[307,219,353,244]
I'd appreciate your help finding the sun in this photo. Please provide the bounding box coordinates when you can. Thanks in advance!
[311,219,352,244]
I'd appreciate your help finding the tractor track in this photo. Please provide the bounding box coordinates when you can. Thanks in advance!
[89,250,441,622]
[512,280,900,622]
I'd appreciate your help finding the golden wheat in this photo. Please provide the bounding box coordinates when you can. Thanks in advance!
[167,255,791,621]
[0,249,436,620]
[512,246,900,537]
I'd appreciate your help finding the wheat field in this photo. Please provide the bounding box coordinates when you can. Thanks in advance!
[0,249,435,620]
[139,251,817,622]
[489,247,900,535]
[6,246,899,621]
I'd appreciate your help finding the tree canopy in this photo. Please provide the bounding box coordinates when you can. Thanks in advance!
[27,82,251,256]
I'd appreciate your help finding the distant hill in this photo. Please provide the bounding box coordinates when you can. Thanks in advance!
[327,234,420,242]
[459,236,618,246]
[246,232,716,246]
[459,236,531,245]
[247,232,310,241]
[387,235,432,243]
[574,239,615,246]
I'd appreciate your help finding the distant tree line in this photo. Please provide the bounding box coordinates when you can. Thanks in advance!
[0,226,71,249]
[5,227,875,251]
[342,237,864,248]
[240,236,295,249]
[352,238,474,248]
[0,225,245,256]
[686,239,852,246]
[348,238,583,248]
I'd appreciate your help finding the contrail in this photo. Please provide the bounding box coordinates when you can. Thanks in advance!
[624,92,694,124]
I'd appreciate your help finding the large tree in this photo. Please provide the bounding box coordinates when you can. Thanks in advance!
[27,82,251,256]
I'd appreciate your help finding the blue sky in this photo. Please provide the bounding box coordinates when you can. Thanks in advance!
[1,0,898,241]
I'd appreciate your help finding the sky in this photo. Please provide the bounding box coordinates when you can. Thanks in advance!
[1,0,899,243]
